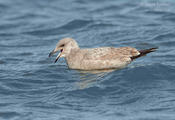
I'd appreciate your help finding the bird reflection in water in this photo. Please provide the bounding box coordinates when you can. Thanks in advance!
[76,69,115,89]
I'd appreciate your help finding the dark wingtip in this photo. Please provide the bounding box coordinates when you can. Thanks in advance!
[149,47,158,52]
[131,47,158,60]
[139,47,158,54]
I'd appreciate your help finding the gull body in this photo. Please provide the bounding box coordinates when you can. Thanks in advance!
[49,38,157,70]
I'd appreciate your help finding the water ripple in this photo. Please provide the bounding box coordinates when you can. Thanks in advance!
[24,19,93,36]
[0,111,20,119]
[0,0,175,120]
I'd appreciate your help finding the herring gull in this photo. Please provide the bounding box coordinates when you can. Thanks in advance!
[49,38,157,70]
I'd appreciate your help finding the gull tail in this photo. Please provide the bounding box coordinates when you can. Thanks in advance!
[131,47,158,60]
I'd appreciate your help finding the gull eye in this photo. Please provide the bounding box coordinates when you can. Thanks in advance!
[60,44,65,47]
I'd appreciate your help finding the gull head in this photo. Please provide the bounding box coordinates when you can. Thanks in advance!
[49,38,79,63]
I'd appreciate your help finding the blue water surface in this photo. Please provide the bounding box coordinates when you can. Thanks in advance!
[0,0,175,120]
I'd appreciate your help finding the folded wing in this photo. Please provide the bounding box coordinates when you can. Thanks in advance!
[83,47,140,61]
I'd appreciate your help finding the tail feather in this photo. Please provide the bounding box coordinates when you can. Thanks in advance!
[131,47,158,60]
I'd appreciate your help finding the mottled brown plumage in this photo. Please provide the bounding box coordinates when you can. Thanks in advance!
[49,38,157,70]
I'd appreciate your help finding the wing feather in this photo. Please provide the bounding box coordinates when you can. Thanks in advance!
[82,47,139,60]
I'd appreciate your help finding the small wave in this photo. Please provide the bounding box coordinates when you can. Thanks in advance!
[59,19,93,30]
[91,4,122,13]
[3,58,23,62]
[16,52,33,56]
[159,40,175,47]
[24,19,93,36]
[9,13,48,21]
[161,12,175,22]
[37,59,50,64]
[0,60,6,64]
[0,3,9,12]
[116,96,142,105]
[152,33,175,41]
[145,10,171,15]
[87,22,117,29]
[0,33,15,37]
[145,107,172,112]
[0,111,20,119]
[0,24,19,31]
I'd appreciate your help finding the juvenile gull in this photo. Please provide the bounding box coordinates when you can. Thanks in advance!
[49,38,157,70]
